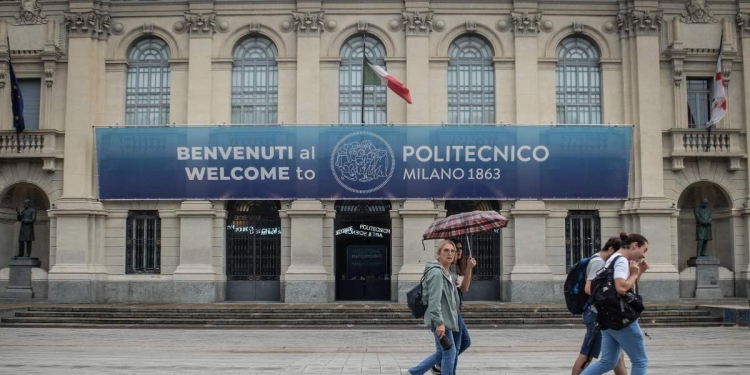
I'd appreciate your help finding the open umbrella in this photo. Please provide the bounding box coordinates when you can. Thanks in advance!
[422,210,509,257]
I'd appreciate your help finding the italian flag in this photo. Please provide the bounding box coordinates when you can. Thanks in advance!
[363,57,412,104]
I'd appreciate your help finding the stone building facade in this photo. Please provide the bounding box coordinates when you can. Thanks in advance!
[1,0,749,303]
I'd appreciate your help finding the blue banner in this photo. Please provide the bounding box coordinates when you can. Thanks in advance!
[95,125,631,200]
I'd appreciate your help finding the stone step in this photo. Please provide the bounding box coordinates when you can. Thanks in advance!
[0,315,723,326]
[0,321,730,330]
[14,309,711,319]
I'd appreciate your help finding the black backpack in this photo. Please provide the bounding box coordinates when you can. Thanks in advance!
[406,272,428,319]
[564,254,600,314]
[590,255,645,330]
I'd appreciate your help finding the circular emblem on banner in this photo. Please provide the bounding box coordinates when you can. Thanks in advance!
[330,131,395,194]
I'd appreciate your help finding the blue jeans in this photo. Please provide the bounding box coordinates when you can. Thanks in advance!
[453,312,471,369]
[581,320,649,375]
[409,327,457,375]
[580,309,601,358]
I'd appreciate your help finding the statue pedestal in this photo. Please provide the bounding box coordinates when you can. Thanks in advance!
[3,257,41,300]
[689,256,723,300]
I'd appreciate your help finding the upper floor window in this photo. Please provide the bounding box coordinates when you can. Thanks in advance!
[339,34,387,124]
[18,79,41,130]
[232,36,278,124]
[126,38,170,126]
[556,37,601,124]
[448,35,495,124]
[687,78,711,128]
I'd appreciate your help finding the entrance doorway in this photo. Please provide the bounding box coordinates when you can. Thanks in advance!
[225,201,281,301]
[334,200,392,301]
[445,200,502,301]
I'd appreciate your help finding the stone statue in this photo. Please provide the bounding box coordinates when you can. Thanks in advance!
[15,199,36,258]
[694,198,712,257]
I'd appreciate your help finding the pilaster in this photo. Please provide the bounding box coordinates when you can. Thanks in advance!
[511,11,541,123]
[173,200,222,302]
[395,199,443,302]
[509,200,554,302]
[281,200,330,302]
[182,11,217,125]
[402,10,433,123]
[738,14,750,296]
[292,10,324,123]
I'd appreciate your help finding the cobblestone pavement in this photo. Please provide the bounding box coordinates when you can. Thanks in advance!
[1,327,748,374]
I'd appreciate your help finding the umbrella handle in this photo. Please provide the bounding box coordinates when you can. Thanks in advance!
[465,233,472,258]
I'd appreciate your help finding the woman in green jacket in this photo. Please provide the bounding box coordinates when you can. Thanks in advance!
[402,240,460,375]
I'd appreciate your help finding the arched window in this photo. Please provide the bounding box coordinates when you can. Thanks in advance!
[126,38,170,126]
[448,35,495,124]
[339,34,387,124]
[556,37,601,124]
[232,36,278,124]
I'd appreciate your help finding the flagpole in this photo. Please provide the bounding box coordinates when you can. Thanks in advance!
[6,35,20,153]
[360,32,366,125]
[706,30,724,152]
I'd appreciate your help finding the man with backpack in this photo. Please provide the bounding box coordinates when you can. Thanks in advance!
[582,233,650,375]
[568,236,627,375]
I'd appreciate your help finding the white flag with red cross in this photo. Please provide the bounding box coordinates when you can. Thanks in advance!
[707,55,727,128]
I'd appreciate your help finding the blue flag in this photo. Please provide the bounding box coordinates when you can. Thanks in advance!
[9,60,25,133]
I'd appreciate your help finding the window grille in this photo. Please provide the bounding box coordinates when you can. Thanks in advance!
[556,37,601,124]
[448,35,495,124]
[565,211,601,272]
[339,34,387,124]
[126,38,170,126]
[232,36,278,124]
[126,211,161,274]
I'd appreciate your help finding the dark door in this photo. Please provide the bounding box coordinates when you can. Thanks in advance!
[446,200,502,301]
[334,200,392,301]
[226,201,281,301]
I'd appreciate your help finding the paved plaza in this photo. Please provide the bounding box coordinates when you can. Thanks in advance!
[0,326,748,374]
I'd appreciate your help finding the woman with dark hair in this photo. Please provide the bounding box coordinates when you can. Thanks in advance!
[571,236,626,375]
[582,233,650,375]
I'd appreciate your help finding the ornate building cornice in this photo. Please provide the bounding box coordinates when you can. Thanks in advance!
[737,14,750,38]
[617,10,663,36]
[510,11,542,36]
[401,10,434,35]
[15,0,47,25]
[64,11,111,39]
[681,0,716,24]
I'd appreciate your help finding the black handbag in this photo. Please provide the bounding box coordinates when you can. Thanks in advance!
[406,273,428,319]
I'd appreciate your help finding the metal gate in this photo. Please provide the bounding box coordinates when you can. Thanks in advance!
[446,200,502,301]
[226,201,281,301]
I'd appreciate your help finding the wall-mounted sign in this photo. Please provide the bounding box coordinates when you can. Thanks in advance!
[95,125,631,200]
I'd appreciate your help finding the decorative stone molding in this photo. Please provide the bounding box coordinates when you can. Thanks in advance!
[737,14,750,38]
[14,0,47,25]
[602,21,616,34]
[64,11,112,39]
[434,19,445,32]
[510,11,542,36]
[44,66,55,88]
[357,21,369,33]
[0,68,6,89]
[248,22,262,32]
[289,11,325,35]
[573,22,585,33]
[617,11,663,36]
[465,21,477,32]
[400,10,434,35]
[325,19,338,32]
[112,23,124,35]
[666,48,686,86]
[176,13,218,36]
[143,23,154,35]
[497,19,511,32]
[681,0,716,24]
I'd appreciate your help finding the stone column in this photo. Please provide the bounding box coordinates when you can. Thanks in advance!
[509,200,553,301]
[403,10,431,123]
[619,10,679,300]
[211,59,232,124]
[282,200,329,302]
[185,13,215,125]
[173,201,221,302]
[277,60,297,124]
[738,13,750,297]
[293,10,323,124]
[395,200,442,302]
[511,11,541,124]
[47,6,110,302]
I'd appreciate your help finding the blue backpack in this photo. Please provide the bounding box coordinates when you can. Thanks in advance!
[564,254,600,314]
